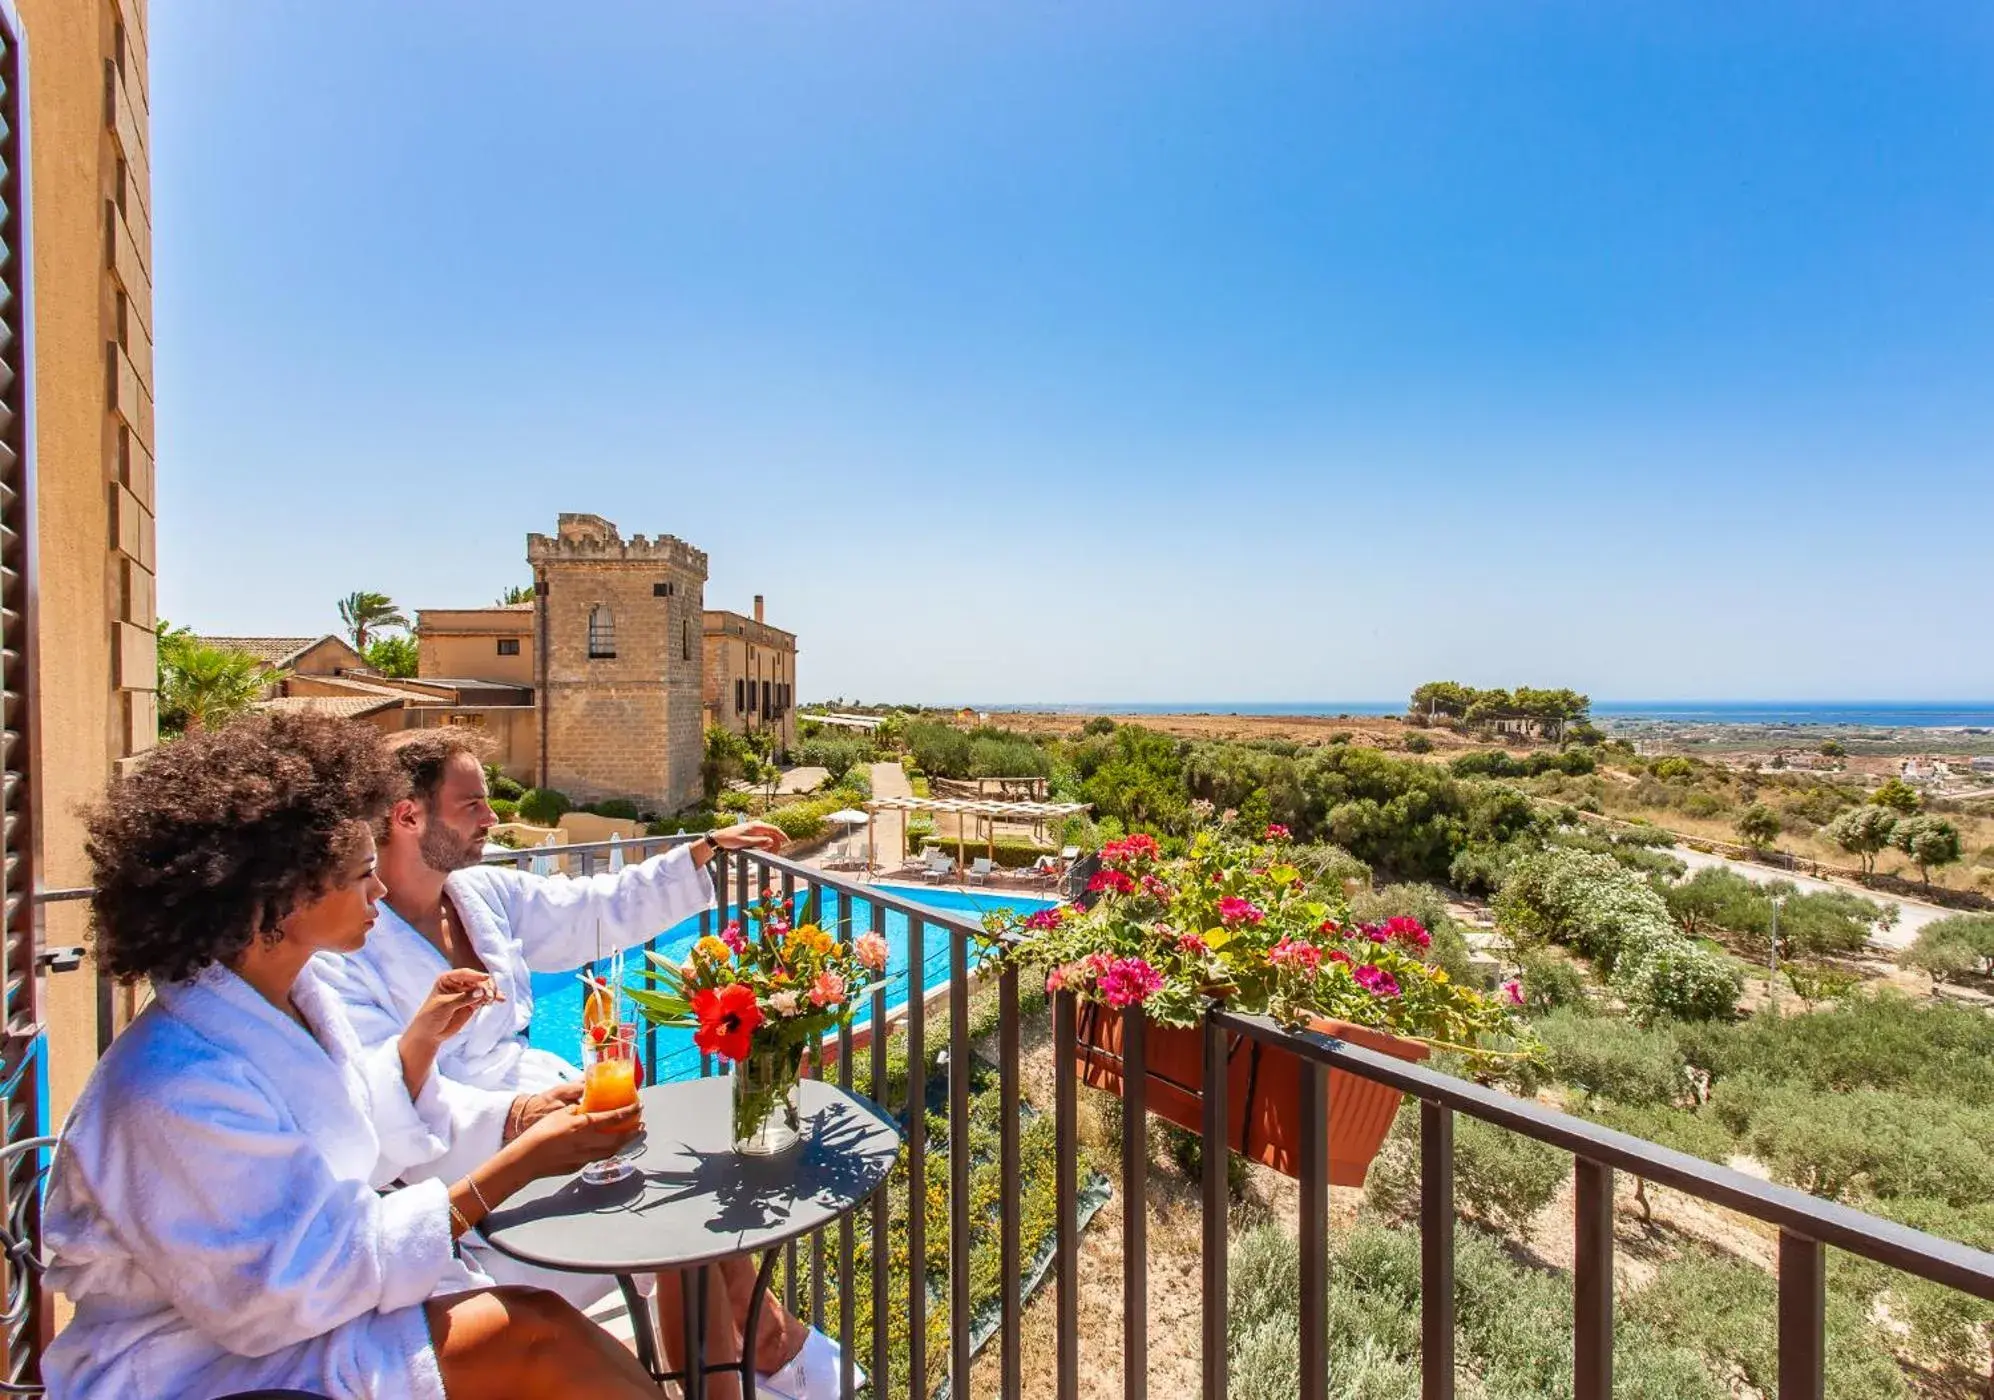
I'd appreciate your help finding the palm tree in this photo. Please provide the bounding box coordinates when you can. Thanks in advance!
[158,633,277,735]
[337,590,409,652]
[495,583,535,605]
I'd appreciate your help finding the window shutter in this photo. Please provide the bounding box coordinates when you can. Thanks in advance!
[0,6,49,1384]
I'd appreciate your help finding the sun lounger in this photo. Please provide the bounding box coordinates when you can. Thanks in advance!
[968,857,995,884]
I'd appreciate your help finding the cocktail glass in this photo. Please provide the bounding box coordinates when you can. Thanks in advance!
[579,1023,641,1186]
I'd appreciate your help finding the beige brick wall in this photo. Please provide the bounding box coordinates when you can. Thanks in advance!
[702,611,797,750]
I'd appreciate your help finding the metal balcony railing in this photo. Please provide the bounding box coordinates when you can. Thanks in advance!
[521,835,1994,1400]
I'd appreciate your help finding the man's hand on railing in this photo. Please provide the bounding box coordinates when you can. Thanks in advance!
[691,821,786,867]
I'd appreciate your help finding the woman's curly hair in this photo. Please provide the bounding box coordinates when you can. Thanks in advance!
[85,711,408,984]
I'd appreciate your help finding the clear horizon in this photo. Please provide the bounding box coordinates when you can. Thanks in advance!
[153,3,1994,703]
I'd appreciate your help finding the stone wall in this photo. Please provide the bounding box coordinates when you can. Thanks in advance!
[529,515,707,812]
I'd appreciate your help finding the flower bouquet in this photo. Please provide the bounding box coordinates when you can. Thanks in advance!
[626,886,890,1155]
[1003,824,1533,1181]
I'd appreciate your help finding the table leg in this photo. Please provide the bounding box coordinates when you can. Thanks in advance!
[681,1267,706,1400]
[735,1248,783,1391]
[617,1273,661,1381]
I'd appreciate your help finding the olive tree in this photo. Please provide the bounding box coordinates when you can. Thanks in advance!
[1824,805,1896,876]
[1890,814,1962,886]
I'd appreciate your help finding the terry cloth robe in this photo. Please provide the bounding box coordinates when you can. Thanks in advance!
[41,962,484,1400]
[314,847,715,1301]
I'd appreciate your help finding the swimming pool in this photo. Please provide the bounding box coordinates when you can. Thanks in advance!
[526,883,1059,1082]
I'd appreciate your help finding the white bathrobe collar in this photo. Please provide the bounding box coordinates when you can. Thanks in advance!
[365,879,539,1082]
[152,963,391,1186]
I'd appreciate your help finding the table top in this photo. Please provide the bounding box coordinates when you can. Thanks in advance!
[480,1076,903,1274]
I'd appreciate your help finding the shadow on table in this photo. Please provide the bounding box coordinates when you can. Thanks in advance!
[639,1096,898,1236]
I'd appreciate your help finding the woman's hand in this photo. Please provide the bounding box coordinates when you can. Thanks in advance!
[504,1082,585,1142]
[400,970,500,1099]
[412,970,500,1046]
[508,1101,644,1179]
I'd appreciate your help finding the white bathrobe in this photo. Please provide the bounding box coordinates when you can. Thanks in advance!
[313,849,715,1301]
[42,962,486,1400]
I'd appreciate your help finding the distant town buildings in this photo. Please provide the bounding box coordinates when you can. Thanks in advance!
[218,513,795,816]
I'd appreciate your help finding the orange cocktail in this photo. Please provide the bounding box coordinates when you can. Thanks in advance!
[581,1054,638,1112]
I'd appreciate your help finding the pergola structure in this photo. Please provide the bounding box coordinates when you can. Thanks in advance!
[864,794,1092,874]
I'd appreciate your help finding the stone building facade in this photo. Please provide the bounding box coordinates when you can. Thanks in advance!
[704,596,798,751]
[528,514,708,812]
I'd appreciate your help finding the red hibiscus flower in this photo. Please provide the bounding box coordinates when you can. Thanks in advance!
[692,983,764,1062]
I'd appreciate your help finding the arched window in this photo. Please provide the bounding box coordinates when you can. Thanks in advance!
[587,605,616,659]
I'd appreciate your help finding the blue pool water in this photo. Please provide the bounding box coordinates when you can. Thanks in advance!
[526,884,1058,1082]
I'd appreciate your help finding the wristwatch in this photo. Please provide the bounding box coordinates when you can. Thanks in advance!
[695,835,720,865]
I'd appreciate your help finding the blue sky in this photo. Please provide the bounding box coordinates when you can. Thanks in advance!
[153,2,1994,704]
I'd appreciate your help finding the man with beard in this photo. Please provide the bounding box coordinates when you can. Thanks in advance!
[316,728,849,1399]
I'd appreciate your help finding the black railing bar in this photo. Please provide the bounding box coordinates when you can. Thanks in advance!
[1121,1004,1148,1400]
[1199,1015,1228,1400]
[478,833,697,866]
[906,913,929,1399]
[728,848,993,941]
[868,899,890,1398]
[949,924,974,1391]
[1212,1010,1994,1297]
[999,964,1024,1400]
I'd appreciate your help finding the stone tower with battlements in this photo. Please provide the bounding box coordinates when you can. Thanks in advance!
[527,514,708,813]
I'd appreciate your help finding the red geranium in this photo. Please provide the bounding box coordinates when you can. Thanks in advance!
[1087,868,1136,896]
[692,983,764,1062]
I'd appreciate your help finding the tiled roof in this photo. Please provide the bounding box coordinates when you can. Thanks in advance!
[257,695,404,720]
[198,636,326,666]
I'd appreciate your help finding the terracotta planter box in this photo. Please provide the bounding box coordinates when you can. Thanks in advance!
[1073,1003,1428,1185]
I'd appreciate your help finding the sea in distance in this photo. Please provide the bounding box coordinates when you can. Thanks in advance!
[978,701,1994,729]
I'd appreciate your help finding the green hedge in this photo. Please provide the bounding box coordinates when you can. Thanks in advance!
[909,835,1052,869]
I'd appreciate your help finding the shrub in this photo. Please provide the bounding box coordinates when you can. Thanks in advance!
[968,736,1051,778]
[1402,732,1433,754]
[488,796,519,821]
[1734,803,1781,849]
[516,787,571,826]
[1891,813,1963,884]
[1513,947,1593,1014]
[649,809,721,834]
[580,797,641,821]
[1714,989,1994,1099]
[1714,1079,1994,1206]
[1367,1108,1564,1235]
[793,736,876,782]
[1825,805,1898,876]
[484,765,526,802]
[1782,964,1861,1006]
[904,721,974,778]
[1900,913,1994,981]
[1537,1009,1686,1106]
[716,789,756,814]
[1448,844,1507,895]
[1615,938,1741,1022]
[1580,1101,1735,1164]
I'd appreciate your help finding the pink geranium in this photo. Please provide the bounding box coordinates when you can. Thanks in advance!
[1268,937,1323,975]
[1263,823,1291,841]
[1087,869,1136,897]
[1099,833,1161,867]
[1216,896,1266,927]
[854,931,889,973]
[1502,979,1525,1007]
[1326,948,1352,966]
[1383,916,1432,949]
[1140,874,1174,899]
[1318,919,1343,938]
[1176,931,1211,955]
[719,921,748,956]
[1354,964,1400,998]
[1024,907,1065,932]
[1097,957,1164,1008]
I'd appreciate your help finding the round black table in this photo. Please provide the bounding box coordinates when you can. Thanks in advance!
[481,1076,901,1397]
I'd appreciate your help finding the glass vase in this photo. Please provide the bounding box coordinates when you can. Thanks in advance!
[732,1041,804,1156]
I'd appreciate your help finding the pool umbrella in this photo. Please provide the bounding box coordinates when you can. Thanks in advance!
[827,809,869,865]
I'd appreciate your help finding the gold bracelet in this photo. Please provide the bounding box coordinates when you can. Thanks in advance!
[448,1202,473,1237]
[465,1175,494,1216]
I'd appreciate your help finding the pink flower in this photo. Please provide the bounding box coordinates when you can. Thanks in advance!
[1263,823,1291,841]
[855,931,889,972]
[1354,964,1400,998]
[1140,874,1174,899]
[1363,923,1391,945]
[1502,979,1525,1007]
[766,916,791,938]
[1269,937,1323,975]
[1045,965,1069,994]
[1176,931,1210,955]
[1097,957,1164,1008]
[719,921,748,956]
[1099,833,1160,867]
[1088,869,1136,897]
[1326,948,1352,965]
[1318,919,1343,938]
[1024,907,1065,932]
[808,970,846,1008]
[1216,896,1265,927]
[1384,916,1432,949]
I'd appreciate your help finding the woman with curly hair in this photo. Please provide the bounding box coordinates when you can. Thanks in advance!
[40,712,663,1399]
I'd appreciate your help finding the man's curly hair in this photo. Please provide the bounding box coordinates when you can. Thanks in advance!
[85,711,408,984]
[384,726,494,806]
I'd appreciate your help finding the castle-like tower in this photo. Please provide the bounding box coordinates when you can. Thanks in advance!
[527,514,709,812]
